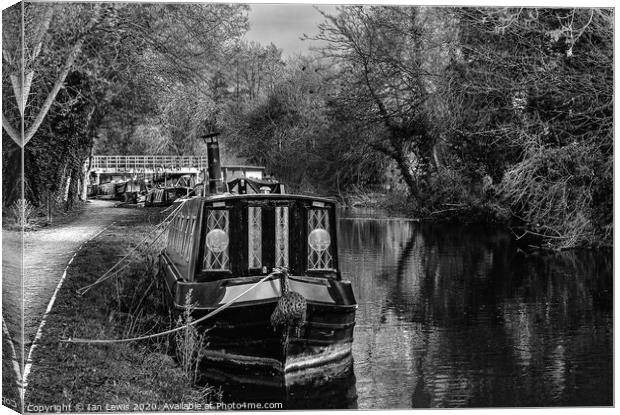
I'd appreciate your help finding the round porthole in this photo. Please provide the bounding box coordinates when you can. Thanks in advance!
[308,228,331,252]
[206,229,229,253]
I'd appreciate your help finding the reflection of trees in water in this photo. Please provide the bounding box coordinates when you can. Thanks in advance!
[494,249,613,406]
[206,360,358,410]
[339,220,612,407]
[348,222,510,325]
[339,219,419,326]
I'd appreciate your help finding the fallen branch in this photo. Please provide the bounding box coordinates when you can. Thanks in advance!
[428,207,462,216]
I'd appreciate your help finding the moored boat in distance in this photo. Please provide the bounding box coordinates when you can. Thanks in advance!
[159,138,357,386]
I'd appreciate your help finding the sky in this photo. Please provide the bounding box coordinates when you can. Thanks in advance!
[245,4,338,57]
[243,0,617,57]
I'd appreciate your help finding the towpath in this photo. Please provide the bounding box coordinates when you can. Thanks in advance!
[2,200,140,385]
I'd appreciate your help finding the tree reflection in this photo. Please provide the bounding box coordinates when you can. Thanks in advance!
[339,219,612,407]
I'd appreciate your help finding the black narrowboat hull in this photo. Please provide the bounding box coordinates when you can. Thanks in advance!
[160,254,357,384]
[195,303,355,376]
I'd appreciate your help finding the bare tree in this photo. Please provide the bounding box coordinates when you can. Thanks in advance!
[312,6,457,197]
[448,8,613,247]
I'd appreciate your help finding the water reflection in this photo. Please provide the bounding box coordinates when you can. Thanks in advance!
[206,215,612,409]
[203,358,358,409]
[339,215,612,408]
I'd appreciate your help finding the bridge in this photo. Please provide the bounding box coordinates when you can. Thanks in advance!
[87,155,265,184]
[89,155,209,173]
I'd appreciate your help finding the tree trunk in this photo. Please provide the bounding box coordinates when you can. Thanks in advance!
[47,190,53,224]
[80,143,94,200]
[56,164,68,203]
[66,166,81,210]
[81,165,89,201]
[393,152,419,197]
[431,140,443,171]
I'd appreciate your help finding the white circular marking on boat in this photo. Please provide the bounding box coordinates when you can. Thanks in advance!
[308,228,331,251]
[206,229,229,253]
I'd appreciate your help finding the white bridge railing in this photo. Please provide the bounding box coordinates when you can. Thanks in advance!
[89,155,209,171]
[87,155,266,181]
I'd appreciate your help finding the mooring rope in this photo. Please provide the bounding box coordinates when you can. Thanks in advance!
[160,200,182,214]
[62,271,281,345]
[77,223,169,296]
[77,200,187,296]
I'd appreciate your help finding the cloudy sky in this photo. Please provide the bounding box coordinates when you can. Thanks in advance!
[245,4,338,57]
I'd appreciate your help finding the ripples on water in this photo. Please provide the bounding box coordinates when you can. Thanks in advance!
[212,210,612,409]
[340,213,612,408]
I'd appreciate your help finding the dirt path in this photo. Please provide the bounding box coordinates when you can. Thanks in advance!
[2,200,140,371]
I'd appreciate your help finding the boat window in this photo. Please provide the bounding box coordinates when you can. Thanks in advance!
[168,215,183,252]
[177,216,187,253]
[248,206,262,269]
[177,216,185,252]
[167,216,176,251]
[177,216,186,252]
[275,206,289,268]
[307,208,333,270]
[202,209,230,271]
[180,216,188,258]
[155,189,164,203]
[182,214,196,262]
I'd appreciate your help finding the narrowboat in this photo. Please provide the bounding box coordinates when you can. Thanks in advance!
[144,186,192,207]
[143,173,195,207]
[158,138,357,385]
[118,178,149,203]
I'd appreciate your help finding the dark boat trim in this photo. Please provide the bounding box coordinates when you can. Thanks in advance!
[161,252,357,311]
[204,193,337,205]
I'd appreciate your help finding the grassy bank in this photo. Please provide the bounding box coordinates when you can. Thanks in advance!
[24,207,220,411]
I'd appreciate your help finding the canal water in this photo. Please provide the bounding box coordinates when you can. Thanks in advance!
[215,210,613,409]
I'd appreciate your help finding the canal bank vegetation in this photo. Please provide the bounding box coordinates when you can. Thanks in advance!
[25,208,222,407]
[2,2,249,209]
[3,5,611,249]
[225,7,612,250]
[2,197,89,231]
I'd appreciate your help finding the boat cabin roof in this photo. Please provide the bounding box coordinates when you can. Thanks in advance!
[203,192,336,205]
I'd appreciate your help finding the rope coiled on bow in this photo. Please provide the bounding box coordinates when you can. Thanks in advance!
[269,268,307,337]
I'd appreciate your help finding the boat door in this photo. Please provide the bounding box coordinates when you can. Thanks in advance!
[245,198,338,278]
[245,199,292,276]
